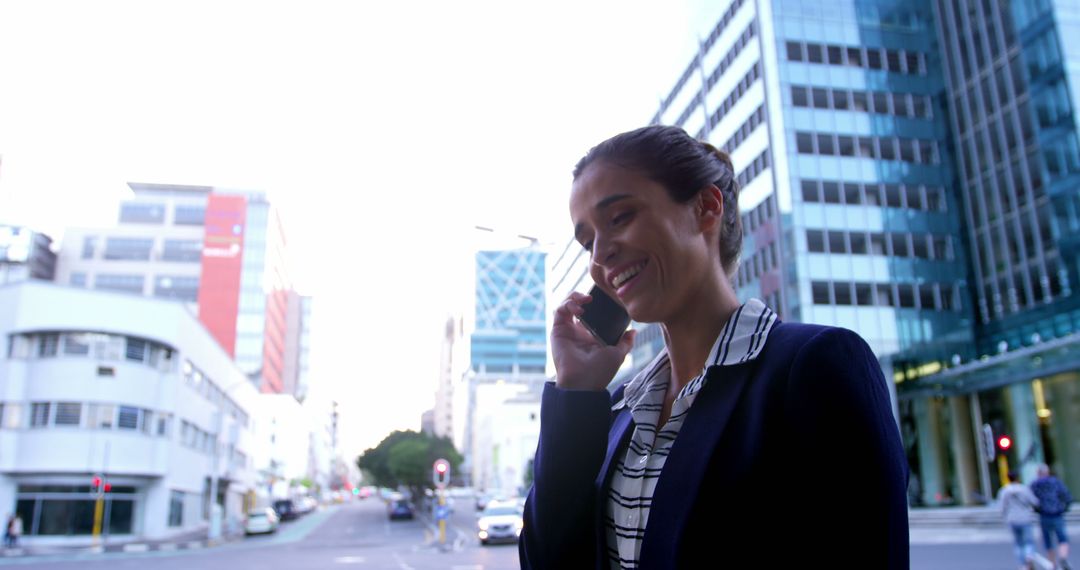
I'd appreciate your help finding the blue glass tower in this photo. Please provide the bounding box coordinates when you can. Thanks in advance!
[471,249,547,375]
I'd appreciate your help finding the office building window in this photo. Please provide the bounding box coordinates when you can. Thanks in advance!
[95,274,144,294]
[173,205,206,226]
[54,403,82,426]
[70,272,87,287]
[81,237,97,260]
[126,338,147,362]
[169,491,184,527]
[795,132,939,164]
[30,403,51,428]
[103,237,153,261]
[154,276,199,302]
[38,333,59,357]
[117,406,140,430]
[1,404,22,429]
[119,202,165,224]
[161,239,202,262]
[785,41,926,75]
[810,280,949,310]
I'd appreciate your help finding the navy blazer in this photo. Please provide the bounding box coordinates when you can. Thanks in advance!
[520,322,909,569]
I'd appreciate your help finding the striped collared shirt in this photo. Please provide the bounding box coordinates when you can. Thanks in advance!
[605,299,778,569]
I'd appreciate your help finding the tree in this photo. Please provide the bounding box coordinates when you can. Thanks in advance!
[356,430,463,495]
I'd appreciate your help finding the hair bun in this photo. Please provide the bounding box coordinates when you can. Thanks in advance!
[699,141,734,172]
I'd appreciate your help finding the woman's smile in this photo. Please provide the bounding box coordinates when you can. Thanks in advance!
[609,259,649,299]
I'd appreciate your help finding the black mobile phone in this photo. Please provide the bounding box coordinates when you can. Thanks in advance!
[579,285,631,346]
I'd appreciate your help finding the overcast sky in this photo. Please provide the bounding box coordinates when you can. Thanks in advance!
[0,0,702,457]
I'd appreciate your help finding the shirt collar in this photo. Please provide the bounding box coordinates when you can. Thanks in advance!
[616,298,778,410]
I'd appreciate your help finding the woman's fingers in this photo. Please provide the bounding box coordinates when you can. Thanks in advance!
[552,292,591,325]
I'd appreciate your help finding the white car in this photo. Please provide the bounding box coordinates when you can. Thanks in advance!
[477,501,524,545]
[244,508,280,535]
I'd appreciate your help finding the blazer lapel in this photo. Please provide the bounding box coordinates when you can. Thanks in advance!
[595,408,634,490]
[638,361,757,566]
[593,407,634,565]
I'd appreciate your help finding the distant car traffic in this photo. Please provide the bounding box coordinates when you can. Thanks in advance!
[244,508,279,535]
[272,499,298,521]
[387,497,415,520]
[477,501,523,545]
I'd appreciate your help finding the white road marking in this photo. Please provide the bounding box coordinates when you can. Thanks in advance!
[334,555,366,564]
[392,552,415,570]
[122,544,149,552]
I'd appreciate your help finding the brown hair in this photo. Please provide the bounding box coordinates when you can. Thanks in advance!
[573,125,742,277]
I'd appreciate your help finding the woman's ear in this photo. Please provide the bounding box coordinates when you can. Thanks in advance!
[696,184,724,233]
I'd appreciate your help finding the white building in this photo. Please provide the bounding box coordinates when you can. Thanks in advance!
[0,282,258,544]
[465,377,544,494]
[55,184,209,305]
[250,394,312,501]
[434,315,464,440]
[490,385,541,497]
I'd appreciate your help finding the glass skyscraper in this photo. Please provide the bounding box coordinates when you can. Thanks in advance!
[471,249,547,375]
[554,0,1080,506]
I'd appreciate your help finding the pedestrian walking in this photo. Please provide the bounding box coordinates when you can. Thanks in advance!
[1031,464,1073,569]
[8,514,21,548]
[519,125,909,569]
[3,513,12,548]
[1000,471,1041,570]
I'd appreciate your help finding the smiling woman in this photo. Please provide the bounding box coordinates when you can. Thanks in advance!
[520,125,909,569]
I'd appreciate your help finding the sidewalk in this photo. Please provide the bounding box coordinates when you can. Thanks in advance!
[909,505,1080,544]
[0,526,245,558]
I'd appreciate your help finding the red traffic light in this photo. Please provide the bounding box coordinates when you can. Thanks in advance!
[103,483,112,493]
[436,463,448,474]
[91,475,102,488]
[998,435,1012,450]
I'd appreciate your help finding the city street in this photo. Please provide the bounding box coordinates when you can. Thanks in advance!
[3,497,1078,569]
[3,499,519,570]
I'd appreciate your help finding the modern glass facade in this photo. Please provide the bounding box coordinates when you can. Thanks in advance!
[471,249,547,375]
[888,0,1080,505]
[231,197,291,394]
[626,0,974,375]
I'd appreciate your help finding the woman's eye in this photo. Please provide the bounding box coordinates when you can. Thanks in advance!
[612,212,633,226]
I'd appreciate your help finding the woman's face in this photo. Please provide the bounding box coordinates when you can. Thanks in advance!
[570,161,718,324]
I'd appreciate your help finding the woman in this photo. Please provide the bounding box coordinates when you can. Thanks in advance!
[999,471,1040,570]
[519,125,909,569]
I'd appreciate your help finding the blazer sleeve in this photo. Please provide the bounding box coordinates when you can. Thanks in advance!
[519,382,613,570]
[785,327,910,569]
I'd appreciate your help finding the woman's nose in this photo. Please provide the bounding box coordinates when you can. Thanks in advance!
[590,234,617,267]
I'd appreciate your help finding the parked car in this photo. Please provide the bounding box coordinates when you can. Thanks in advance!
[477,501,523,545]
[295,496,317,515]
[272,499,298,521]
[387,497,415,520]
[244,508,280,535]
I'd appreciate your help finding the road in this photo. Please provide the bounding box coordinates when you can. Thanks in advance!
[4,498,1071,569]
[7,499,520,570]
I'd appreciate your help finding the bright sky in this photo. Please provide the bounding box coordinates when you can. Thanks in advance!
[0,0,702,458]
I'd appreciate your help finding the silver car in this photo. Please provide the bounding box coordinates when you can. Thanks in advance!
[477,502,523,545]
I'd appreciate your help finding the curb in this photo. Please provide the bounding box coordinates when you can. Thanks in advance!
[0,533,245,560]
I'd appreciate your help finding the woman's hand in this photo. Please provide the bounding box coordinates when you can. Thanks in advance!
[551,291,635,391]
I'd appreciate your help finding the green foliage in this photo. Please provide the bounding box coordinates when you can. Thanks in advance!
[356,430,463,490]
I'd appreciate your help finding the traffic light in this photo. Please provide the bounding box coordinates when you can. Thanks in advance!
[91,475,102,493]
[432,459,450,488]
[351,487,359,496]
[998,435,1012,451]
